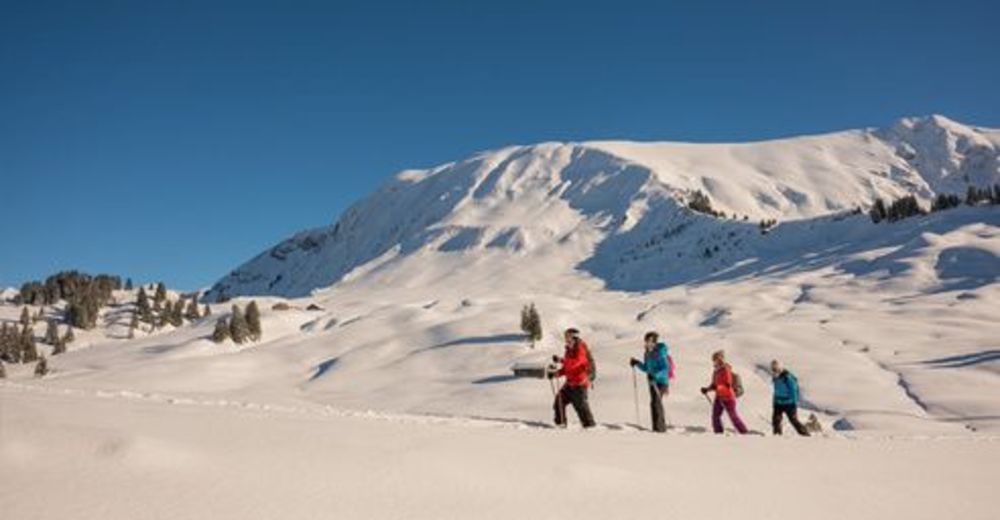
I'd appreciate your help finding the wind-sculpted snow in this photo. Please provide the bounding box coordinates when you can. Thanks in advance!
[206,115,1000,300]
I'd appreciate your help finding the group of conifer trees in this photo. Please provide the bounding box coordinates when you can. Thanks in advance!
[0,306,66,377]
[130,282,210,337]
[16,271,122,330]
[210,301,262,345]
[870,184,1000,224]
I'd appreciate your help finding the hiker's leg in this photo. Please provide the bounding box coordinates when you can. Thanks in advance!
[724,398,749,434]
[711,397,725,433]
[649,383,666,432]
[552,386,568,426]
[571,386,596,428]
[786,405,810,436]
[772,405,783,435]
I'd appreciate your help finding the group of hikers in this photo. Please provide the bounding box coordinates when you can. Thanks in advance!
[546,328,811,436]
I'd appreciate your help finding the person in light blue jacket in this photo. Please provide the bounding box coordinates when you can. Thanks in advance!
[630,331,670,432]
[771,359,810,436]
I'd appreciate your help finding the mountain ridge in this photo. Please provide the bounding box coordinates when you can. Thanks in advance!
[205,115,1000,300]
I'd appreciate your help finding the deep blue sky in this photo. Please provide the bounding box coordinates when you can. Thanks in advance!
[2,0,998,290]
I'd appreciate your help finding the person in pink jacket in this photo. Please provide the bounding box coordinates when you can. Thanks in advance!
[700,350,748,434]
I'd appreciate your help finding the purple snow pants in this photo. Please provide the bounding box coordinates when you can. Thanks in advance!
[712,397,749,434]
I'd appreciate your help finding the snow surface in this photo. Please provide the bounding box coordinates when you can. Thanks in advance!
[2,386,996,520]
[2,115,998,519]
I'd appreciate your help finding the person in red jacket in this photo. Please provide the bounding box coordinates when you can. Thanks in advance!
[548,328,596,428]
[700,350,748,434]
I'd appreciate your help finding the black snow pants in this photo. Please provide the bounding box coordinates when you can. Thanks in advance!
[554,384,596,428]
[772,403,810,436]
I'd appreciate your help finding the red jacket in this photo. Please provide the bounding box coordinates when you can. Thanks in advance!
[711,363,735,400]
[557,339,591,387]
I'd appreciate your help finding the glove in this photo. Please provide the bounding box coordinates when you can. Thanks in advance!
[551,355,562,364]
[629,358,641,368]
[546,368,557,380]
[700,386,709,394]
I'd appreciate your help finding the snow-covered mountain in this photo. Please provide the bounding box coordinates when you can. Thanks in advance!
[3,114,997,441]
[205,115,1000,300]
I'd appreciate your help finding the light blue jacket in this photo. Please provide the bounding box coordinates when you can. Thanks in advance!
[635,342,670,385]
[772,370,800,405]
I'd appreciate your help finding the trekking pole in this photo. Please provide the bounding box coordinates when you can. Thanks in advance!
[631,367,641,426]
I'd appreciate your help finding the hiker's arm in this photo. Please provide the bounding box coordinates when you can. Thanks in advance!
[557,348,586,377]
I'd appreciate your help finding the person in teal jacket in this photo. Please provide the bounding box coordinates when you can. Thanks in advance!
[630,331,670,432]
[771,359,810,436]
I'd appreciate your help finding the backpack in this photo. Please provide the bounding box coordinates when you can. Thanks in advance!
[731,371,744,398]
[584,345,597,383]
[666,354,676,380]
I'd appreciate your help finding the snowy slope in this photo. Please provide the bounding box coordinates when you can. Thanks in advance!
[204,115,1000,300]
[2,115,997,440]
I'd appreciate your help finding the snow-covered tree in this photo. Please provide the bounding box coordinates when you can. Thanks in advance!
[34,355,48,377]
[185,298,201,321]
[136,287,153,323]
[246,301,262,342]
[21,324,39,363]
[211,318,230,343]
[154,282,167,304]
[44,320,60,345]
[229,305,249,344]
[520,303,542,348]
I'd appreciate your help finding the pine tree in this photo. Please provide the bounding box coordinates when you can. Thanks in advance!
[125,278,133,291]
[136,287,153,323]
[520,305,530,338]
[52,336,67,355]
[1,322,19,363]
[170,300,184,327]
[229,305,249,344]
[128,313,139,339]
[185,298,201,321]
[523,303,542,348]
[21,324,39,363]
[20,306,31,327]
[154,282,167,304]
[34,355,48,377]
[44,320,59,345]
[0,322,8,362]
[66,298,98,329]
[869,198,887,223]
[211,318,230,343]
[157,301,171,329]
[245,300,262,341]
[203,304,211,316]
[0,360,6,379]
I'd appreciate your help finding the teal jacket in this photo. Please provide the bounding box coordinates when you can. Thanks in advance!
[635,342,670,385]
[772,370,800,405]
